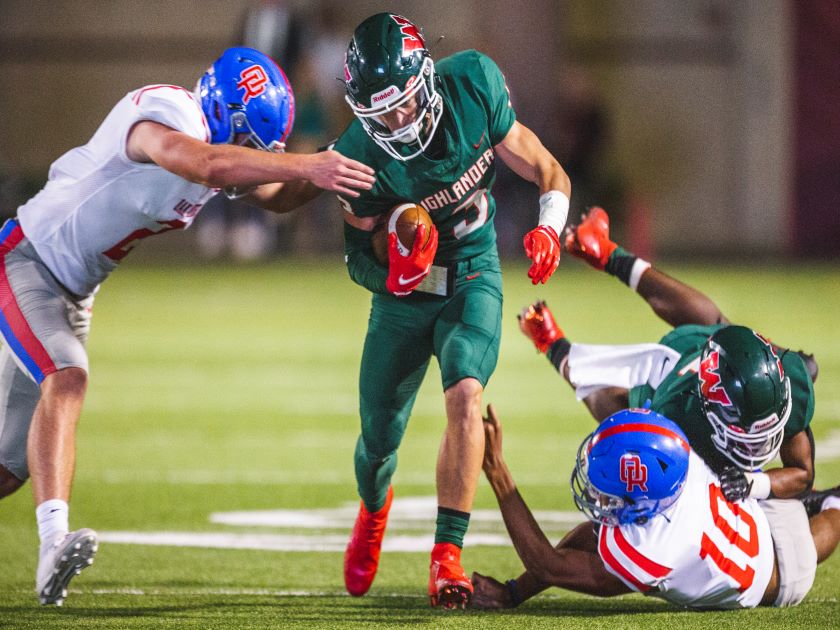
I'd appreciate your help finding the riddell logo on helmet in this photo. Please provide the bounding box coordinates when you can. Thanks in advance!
[372,86,398,104]
[751,417,778,433]
[237,64,269,104]
[699,351,733,406]
[620,454,648,492]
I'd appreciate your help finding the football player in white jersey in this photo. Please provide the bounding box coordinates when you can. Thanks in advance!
[471,406,840,610]
[0,46,374,606]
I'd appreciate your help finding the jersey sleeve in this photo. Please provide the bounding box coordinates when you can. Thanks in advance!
[597,525,672,594]
[657,324,724,356]
[126,86,209,149]
[781,351,815,435]
[473,52,516,145]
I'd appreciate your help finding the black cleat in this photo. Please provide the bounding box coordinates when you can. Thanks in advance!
[801,484,840,518]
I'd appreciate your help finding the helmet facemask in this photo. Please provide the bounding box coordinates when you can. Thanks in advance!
[571,437,625,526]
[229,109,286,153]
[705,376,791,470]
[570,437,680,526]
[346,56,443,161]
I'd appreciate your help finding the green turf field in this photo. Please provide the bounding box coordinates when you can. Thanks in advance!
[1,258,838,629]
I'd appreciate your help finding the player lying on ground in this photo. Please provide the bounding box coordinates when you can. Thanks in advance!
[333,13,572,608]
[518,208,816,503]
[471,405,840,610]
[0,46,375,606]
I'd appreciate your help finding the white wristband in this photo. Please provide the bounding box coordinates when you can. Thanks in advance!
[745,472,772,500]
[538,191,570,236]
[629,259,652,291]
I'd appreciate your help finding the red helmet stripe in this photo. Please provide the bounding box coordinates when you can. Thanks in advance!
[589,422,690,453]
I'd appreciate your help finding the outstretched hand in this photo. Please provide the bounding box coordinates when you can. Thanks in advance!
[305,150,375,197]
[482,404,505,476]
[471,572,514,609]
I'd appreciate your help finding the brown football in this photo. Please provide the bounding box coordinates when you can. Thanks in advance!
[371,203,433,265]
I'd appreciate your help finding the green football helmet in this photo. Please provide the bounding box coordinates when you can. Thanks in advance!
[698,325,791,470]
[343,13,443,161]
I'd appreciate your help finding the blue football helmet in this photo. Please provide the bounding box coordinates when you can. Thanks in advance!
[197,47,295,151]
[571,409,690,526]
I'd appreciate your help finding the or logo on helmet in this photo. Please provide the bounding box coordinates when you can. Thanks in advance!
[343,13,443,161]
[698,325,791,470]
[197,47,295,154]
[236,64,269,104]
[620,454,648,492]
[699,350,733,406]
[571,409,690,526]
[392,14,426,53]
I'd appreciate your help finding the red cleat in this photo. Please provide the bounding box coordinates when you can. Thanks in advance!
[518,300,564,354]
[344,486,393,597]
[429,542,473,609]
[563,207,617,270]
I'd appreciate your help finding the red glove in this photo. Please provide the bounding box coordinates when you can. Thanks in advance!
[518,300,564,353]
[562,207,616,270]
[385,223,439,296]
[523,225,561,285]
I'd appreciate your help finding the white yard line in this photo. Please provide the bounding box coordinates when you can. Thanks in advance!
[99,496,579,552]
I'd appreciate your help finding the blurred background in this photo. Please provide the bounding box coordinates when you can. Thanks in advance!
[0,0,837,262]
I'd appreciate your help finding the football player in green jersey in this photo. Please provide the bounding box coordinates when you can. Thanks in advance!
[519,207,816,504]
[335,13,572,608]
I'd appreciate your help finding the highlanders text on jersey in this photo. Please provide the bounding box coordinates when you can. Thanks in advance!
[598,451,774,609]
[17,85,216,296]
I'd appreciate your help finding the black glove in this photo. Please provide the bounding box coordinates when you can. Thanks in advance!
[720,466,752,502]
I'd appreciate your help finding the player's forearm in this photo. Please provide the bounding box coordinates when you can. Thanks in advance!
[488,470,569,584]
[198,147,314,189]
[246,180,323,214]
[771,430,815,498]
[635,267,727,327]
[766,467,813,499]
[344,223,388,294]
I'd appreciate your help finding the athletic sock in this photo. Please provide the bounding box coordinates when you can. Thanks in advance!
[605,246,651,290]
[547,337,572,373]
[434,506,470,547]
[823,496,840,512]
[36,499,69,548]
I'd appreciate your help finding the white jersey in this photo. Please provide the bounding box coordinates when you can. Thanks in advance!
[598,451,774,609]
[17,85,218,296]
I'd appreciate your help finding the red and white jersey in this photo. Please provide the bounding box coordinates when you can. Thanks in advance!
[17,85,217,296]
[598,451,774,609]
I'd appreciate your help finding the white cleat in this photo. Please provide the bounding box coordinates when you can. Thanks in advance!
[36,528,98,606]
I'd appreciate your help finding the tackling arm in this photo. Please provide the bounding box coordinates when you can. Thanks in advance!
[769,429,815,498]
[478,405,630,602]
[242,180,322,214]
[126,121,375,199]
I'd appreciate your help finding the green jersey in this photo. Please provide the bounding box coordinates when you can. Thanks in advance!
[336,50,516,266]
[628,324,815,473]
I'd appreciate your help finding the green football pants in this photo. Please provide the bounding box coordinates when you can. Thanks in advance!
[354,250,503,511]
